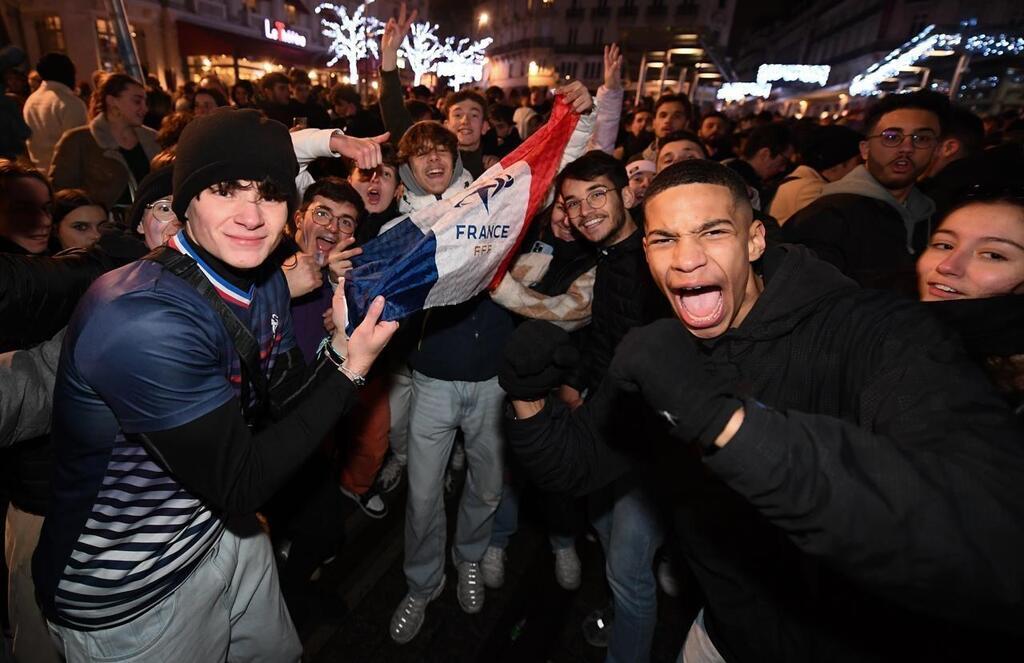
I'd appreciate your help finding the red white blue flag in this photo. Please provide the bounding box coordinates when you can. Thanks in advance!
[344,97,585,330]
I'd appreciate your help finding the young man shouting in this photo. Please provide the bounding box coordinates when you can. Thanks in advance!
[500,159,1024,662]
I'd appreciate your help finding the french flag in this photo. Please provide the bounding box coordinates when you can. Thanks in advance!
[344,97,588,331]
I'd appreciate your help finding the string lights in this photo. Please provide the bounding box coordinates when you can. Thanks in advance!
[399,22,444,86]
[756,64,830,87]
[316,1,384,83]
[850,23,1023,96]
[437,37,494,90]
[716,82,772,102]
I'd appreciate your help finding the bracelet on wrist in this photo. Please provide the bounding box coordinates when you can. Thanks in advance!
[317,336,366,386]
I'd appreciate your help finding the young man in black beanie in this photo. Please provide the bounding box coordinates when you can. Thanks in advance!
[32,108,398,661]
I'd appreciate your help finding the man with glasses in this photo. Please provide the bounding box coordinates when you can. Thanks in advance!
[555,150,670,661]
[784,90,948,294]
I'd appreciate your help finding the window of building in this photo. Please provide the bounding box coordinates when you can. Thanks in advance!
[35,15,66,54]
[285,2,299,24]
[568,27,579,45]
[243,0,258,11]
[95,18,121,72]
[593,26,603,44]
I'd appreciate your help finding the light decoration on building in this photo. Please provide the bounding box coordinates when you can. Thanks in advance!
[399,21,444,86]
[848,24,1024,96]
[962,33,1024,57]
[756,64,830,87]
[316,1,385,83]
[716,82,772,102]
[850,25,960,96]
[437,36,493,90]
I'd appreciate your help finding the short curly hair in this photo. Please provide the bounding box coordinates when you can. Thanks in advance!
[397,121,459,163]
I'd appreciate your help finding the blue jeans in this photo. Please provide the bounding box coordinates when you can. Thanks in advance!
[590,475,663,663]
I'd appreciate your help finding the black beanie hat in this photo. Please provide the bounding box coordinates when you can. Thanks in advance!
[127,166,173,233]
[803,125,863,172]
[172,108,298,220]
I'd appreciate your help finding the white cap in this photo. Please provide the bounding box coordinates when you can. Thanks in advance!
[626,159,656,179]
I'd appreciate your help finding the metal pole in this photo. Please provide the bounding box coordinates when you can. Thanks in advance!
[948,52,970,101]
[107,0,144,80]
[676,65,688,95]
[656,56,668,97]
[634,53,647,106]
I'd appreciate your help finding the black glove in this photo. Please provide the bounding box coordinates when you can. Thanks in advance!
[500,320,580,401]
[608,319,741,448]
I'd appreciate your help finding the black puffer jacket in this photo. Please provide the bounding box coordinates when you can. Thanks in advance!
[507,244,1024,661]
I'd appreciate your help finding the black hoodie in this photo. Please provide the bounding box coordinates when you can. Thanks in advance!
[507,244,1024,661]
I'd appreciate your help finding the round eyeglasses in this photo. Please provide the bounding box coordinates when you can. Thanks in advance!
[310,206,356,234]
[145,199,178,225]
[563,188,610,220]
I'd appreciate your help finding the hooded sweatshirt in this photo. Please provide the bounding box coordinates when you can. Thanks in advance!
[507,243,1024,662]
[820,164,935,252]
[393,154,475,217]
[782,165,935,294]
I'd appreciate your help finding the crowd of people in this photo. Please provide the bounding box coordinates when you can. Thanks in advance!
[1,4,1023,661]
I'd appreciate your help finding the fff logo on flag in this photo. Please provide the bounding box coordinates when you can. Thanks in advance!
[453,174,515,248]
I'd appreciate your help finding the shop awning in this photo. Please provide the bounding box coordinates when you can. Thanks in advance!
[176,20,326,69]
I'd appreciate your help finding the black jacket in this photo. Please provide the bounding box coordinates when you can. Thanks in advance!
[0,234,147,513]
[507,244,1024,661]
[0,233,148,353]
[782,192,933,295]
[568,228,670,393]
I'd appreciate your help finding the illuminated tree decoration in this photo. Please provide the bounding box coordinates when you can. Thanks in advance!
[756,64,831,87]
[316,1,385,83]
[399,21,444,86]
[437,36,493,90]
[716,82,772,102]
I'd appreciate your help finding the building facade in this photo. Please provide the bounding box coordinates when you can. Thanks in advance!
[1,0,416,91]
[472,0,736,92]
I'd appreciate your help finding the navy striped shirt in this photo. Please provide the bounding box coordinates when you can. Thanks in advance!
[33,237,293,630]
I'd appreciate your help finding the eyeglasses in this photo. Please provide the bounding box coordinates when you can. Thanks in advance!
[145,199,178,225]
[867,130,937,149]
[563,188,611,220]
[310,206,356,234]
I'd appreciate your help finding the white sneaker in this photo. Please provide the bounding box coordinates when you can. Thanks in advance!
[389,577,445,644]
[377,455,405,494]
[480,546,506,589]
[456,561,485,613]
[554,545,581,590]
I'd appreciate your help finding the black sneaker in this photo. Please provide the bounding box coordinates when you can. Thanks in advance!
[340,486,388,519]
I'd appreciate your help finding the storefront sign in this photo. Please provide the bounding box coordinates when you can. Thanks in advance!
[264,18,307,48]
